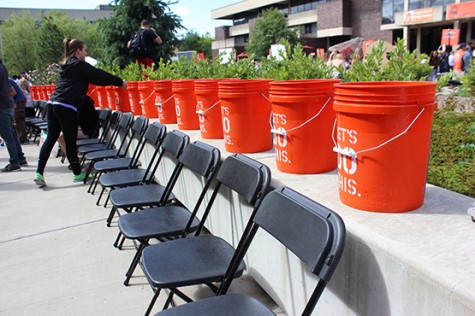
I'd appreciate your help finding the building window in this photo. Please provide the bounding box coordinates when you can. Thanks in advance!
[408,0,455,10]
[235,35,248,45]
[289,0,320,14]
[382,0,404,24]
[301,23,317,35]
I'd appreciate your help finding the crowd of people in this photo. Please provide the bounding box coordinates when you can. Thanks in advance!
[427,40,475,81]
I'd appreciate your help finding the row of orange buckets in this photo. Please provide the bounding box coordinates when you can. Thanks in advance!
[32,80,437,214]
[30,84,56,101]
[162,79,437,214]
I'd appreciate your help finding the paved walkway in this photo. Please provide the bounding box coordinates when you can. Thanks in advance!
[0,141,278,316]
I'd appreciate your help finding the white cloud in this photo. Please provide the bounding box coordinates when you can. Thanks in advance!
[175,6,191,16]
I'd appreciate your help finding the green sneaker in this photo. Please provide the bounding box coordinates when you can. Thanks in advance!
[73,172,94,182]
[34,172,46,187]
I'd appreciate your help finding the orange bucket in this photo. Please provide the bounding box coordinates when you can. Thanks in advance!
[333,81,437,213]
[112,86,131,112]
[138,81,158,118]
[105,86,117,110]
[46,84,55,100]
[96,86,109,109]
[39,85,47,100]
[194,79,223,139]
[269,80,339,174]
[172,80,199,130]
[30,86,39,100]
[218,79,273,153]
[126,81,142,116]
[87,84,100,108]
[153,80,176,124]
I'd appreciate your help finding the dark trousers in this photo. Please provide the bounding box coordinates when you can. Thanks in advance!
[37,104,81,175]
[14,99,27,142]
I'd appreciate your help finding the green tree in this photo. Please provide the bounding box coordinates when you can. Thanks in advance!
[99,0,184,67]
[246,8,300,60]
[178,31,214,59]
[37,15,64,65]
[0,13,39,75]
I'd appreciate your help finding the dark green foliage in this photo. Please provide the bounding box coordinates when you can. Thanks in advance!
[246,8,301,60]
[178,31,214,59]
[98,0,184,67]
[37,16,64,65]
[428,96,475,197]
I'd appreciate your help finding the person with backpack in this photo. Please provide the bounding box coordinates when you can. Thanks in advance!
[128,20,162,68]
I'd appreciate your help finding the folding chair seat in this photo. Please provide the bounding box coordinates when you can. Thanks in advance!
[76,111,123,156]
[117,141,221,286]
[76,108,112,146]
[87,122,166,194]
[81,115,148,183]
[148,186,346,316]
[136,153,272,315]
[100,130,189,225]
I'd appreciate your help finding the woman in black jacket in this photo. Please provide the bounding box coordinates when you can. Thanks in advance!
[34,38,127,187]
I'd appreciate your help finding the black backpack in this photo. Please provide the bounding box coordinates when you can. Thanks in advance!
[129,30,145,58]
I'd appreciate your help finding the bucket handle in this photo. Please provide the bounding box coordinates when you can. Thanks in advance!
[155,95,174,109]
[196,100,221,116]
[332,107,426,158]
[139,90,156,105]
[270,97,333,136]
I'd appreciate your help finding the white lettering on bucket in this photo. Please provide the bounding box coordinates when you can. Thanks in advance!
[221,106,233,146]
[175,98,182,125]
[197,101,207,132]
[272,113,291,164]
[336,126,361,197]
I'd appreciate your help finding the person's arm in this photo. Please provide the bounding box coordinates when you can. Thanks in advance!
[77,61,124,87]
[150,28,162,45]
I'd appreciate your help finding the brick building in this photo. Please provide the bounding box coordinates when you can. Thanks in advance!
[211,0,475,57]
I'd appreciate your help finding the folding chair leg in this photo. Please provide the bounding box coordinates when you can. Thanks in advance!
[83,161,94,184]
[145,288,161,316]
[106,206,117,227]
[96,187,105,206]
[87,172,98,193]
[90,172,102,194]
[104,193,111,208]
[124,242,147,286]
[118,235,126,249]
[113,232,123,248]
[163,291,175,310]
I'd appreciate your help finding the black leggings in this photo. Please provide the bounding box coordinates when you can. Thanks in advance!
[37,104,81,175]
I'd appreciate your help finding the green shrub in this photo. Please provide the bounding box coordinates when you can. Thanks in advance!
[428,96,475,197]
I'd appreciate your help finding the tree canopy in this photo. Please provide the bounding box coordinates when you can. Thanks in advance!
[178,31,214,59]
[246,8,301,60]
[98,0,184,67]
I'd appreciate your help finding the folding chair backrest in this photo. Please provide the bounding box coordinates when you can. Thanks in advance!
[159,141,221,219]
[220,186,346,315]
[119,115,148,157]
[102,111,122,145]
[194,153,271,236]
[109,112,133,150]
[96,108,112,141]
[216,154,271,206]
[146,130,190,184]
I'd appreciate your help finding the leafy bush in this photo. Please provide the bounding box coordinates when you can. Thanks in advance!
[427,96,475,197]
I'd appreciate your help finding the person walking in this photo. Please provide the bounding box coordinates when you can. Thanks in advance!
[428,50,439,81]
[34,38,127,187]
[8,77,28,143]
[128,19,162,68]
[0,60,27,172]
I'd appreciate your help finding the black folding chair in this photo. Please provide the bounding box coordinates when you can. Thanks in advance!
[76,111,124,158]
[117,141,221,286]
[149,186,346,316]
[137,153,272,315]
[76,108,112,147]
[81,115,148,183]
[88,122,167,194]
[101,130,189,225]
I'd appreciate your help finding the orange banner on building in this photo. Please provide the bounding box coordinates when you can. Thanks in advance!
[447,1,475,20]
[441,29,460,46]
[403,8,434,24]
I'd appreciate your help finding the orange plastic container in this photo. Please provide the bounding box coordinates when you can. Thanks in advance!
[30,86,39,100]
[172,80,199,130]
[105,86,117,110]
[194,79,223,139]
[333,81,437,213]
[96,86,109,109]
[218,79,273,153]
[269,80,339,174]
[39,85,47,100]
[138,81,158,118]
[45,84,56,100]
[112,86,131,112]
[126,81,142,116]
[153,80,176,124]
[87,85,100,108]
